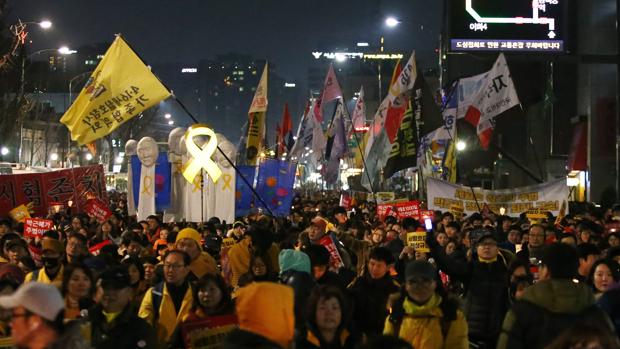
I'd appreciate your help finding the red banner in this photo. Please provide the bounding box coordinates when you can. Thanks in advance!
[377,201,420,220]
[89,240,113,255]
[319,234,345,272]
[14,173,45,217]
[418,210,435,223]
[24,218,53,238]
[85,198,112,223]
[0,165,106,218]
[339,193,352,210]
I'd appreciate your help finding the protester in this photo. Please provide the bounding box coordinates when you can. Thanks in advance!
[0,282,88,348]
[138,250,195,344]
[121,256,149,308]
[89,266,156,349]
[174,228,217,280]
[169,274,235,349]
[384,260,468,349]
[223,282,294,349]
[588,259,620,300]
[25,238,65,288]
[497,243,615,349]
[428,230,513,348]
[61,263,95,321]
[348,247,400,338]
[577,243,601,282]
[296,285,360,349]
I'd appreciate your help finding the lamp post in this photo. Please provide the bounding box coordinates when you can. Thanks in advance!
[63,71,93,167]
[18,46,76,165]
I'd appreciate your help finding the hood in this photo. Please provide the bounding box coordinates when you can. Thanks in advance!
[521,279,595,314]
[278,249,311,275]
[235,282,294,349]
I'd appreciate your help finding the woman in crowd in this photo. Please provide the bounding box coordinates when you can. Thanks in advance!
[61,262,95,321]
[588,259,620,300]
[169,274,235,348]
[296,285,359,349]
[89,220,118,247]
[121,256,149,308]
[384,260,468,349]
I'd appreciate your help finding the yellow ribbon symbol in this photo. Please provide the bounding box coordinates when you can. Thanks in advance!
[141,175,153,195]
[192,175,202,193]
[183,124,222,184]
[221,174,232,190]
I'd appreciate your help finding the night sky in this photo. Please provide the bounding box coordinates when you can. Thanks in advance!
[11,0,442,81]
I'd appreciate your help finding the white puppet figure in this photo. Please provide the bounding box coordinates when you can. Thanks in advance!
[136,137,159,220]
[205,134,237,224]
[125,139,138,216]
[163,128,186,222]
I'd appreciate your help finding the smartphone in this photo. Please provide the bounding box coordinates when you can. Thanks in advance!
[424,218,433,231]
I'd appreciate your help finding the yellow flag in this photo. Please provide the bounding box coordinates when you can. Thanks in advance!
[60,36,171,145]
[443,140,457,183]
[246,63,268,165]
[9,204,30,223]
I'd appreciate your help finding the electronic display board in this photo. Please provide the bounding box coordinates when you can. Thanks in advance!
[449,0,567,53]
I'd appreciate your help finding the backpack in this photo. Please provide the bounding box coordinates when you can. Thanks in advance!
[388,293,457,340]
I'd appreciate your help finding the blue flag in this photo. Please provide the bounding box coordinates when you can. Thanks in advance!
[131,153,171,210]
[235,166,256,217]
[255,159,296,217]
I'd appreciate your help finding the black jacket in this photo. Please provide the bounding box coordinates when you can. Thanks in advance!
[89,304,156,349]
[223,329,283,349]
[347,273,400,338]
[428,237,512,344]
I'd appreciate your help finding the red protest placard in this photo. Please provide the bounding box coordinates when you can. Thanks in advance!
[14,173,45,217]
[418,210,435,223]
[377,201,420,220]
[340,193,352,210]
[73,165,107,212]
[85,198,112,223]
[319,234,344,272]
[24,218,53,238]
[41,169,77,213]
[181,314,238,349]
[0,176,17,218]
[89,240,113,256]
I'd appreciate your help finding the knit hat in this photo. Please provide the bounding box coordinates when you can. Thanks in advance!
[405,260,436,281]
[41,238,64,254]
[278,249,311,275]
[0,282,64,321]
[176,228,201,246]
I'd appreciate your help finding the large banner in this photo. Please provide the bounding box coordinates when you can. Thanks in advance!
[0,165,107,217]
[427,178,569,217]
[255,159,296,217]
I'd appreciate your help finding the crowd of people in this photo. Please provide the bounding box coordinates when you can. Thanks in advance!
[0,191,618,349]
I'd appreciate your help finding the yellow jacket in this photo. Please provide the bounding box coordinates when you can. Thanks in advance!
[189,252,218,279]
[138,283,194,344]
[383,294,468,349]
[24,265,64,289]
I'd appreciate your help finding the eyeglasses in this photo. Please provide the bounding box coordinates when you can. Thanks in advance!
[163,264,186,270]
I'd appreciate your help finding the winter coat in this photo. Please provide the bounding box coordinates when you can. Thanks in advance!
[383,294,468,349]
[138,282,194,343]
[46,320,90,349]
[348,273,400,338]
[598,284,620,335]
[227,238,280,288]
[429,239,513,345]
[187,252,218,280]
[497,279,615,349]
[89,304,156,349]
[296,326,359,349]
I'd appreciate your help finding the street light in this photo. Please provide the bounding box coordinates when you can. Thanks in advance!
[456,140,467,151]
[38,20,52,29]
[168,120,174,125]
[85,153,93,161]
[385,17,400,28]
[50,153,59,161]
[0,147,8,156]
[164,113,172,119]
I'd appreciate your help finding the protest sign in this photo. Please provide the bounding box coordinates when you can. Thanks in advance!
[85,198,112,223]
[9,204,30,223]
[427,178,568,218]
[24,218,53,238]
[319,234,344,272]
[406,231,430,253]
[377,201,420,220]
[182,314,238,349]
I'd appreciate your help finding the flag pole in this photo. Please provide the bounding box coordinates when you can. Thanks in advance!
[343,99,378,205]
[171,96,276,217]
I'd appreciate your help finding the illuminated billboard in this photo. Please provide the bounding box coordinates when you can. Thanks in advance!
[449,0,568,53]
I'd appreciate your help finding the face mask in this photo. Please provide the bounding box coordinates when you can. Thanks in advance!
[42,257,60,269]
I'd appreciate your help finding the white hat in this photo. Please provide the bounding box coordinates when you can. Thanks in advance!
[0,282,64,321]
